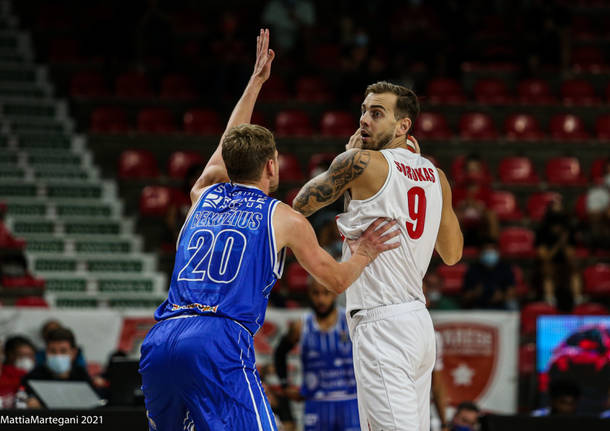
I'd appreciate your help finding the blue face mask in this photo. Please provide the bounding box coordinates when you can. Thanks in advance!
[452,426,473,431]
[47,354,71,375]
[480,249,499,267]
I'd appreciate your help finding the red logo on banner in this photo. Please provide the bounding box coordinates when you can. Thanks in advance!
[435,322,499,404]
[118,318,157,355]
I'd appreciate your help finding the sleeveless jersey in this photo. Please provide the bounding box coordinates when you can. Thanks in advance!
[300,307,357,401]
[336,148,442,311]
[155,183,286,334]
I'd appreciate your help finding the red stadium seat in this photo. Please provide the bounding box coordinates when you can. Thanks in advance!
[572,302,608,315]
[427,78,466,104]
[167,151,205,179]
[498,157,539,185]
[549,114,590,140]
[591,157,608,183]
[474,78,512,104]
[545,157,586,186]
[137,108,175,133]
[285,262,308,292]
[118,149,159,179]
[313,44,341,68]
[459,113,498,140]
[513,266,528,298]
[519,343,536,375]
[70,71,107,98]
[526,192,561,221]
[2,274,45,289]
[584,264,610,296]
[517,79,556,105]
[561,79,599,105]
[571,46,604,71]
[140,186,174,217]
[90,107,128,133]
[15,296,49,308]
[488,190,523,221]
[160,74,196,100]
[320,111,356,137]
[606,82,610,103]
[308,152,337,177]
[260,77,289,101]
[436,263,467,295]
[414,112,452,140]
[296,76,332,102]
[115,71,153,98]
[574,194,587,220]
[278,153,304,182]
[275,110,313,137]
[504,113,544,140]
[499,227,535,258]
[183,109,223,135]
[521,302,558,335]
[595,115,610,141]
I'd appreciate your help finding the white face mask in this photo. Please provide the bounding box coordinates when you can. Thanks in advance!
[15,357,35,373]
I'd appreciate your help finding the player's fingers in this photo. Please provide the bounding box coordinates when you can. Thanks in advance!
[267,49,275,64]
[364,218,384,236]
[380,240,401,251]
[377,229,401,244]
[263,28,269,55]
[372,219,397,236]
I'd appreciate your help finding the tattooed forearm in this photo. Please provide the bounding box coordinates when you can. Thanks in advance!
[293,150,371,216]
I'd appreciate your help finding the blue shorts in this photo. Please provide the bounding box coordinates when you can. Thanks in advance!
[304,398,360,431]
[139,315,277,431]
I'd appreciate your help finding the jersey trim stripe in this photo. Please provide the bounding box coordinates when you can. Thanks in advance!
[268,200,286,278]
[239,331,264,431]
[174,183,216,251]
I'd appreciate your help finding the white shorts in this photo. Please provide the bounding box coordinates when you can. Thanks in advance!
[347,301,436,431]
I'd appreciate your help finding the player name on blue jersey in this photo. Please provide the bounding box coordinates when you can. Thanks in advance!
[155,183,286,335]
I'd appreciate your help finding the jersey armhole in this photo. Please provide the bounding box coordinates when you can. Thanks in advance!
[267,200,287,278]
[175,183,218,250]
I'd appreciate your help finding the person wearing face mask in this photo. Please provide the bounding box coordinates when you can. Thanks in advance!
[22,328,93,409]
[449,401,480,431]
[0,336,36,405]
[462,238,517,310]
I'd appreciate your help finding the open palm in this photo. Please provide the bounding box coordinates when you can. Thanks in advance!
[252,28,275,83]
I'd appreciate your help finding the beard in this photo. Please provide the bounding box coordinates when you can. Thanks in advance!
[363,130,394,150]
[313,302,336,319]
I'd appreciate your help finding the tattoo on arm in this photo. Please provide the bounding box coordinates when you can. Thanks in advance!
[293,150,371,216]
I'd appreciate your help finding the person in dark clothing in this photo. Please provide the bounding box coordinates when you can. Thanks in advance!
[0,336,36,406]
[462,237,516,310]
[22,328,93,409]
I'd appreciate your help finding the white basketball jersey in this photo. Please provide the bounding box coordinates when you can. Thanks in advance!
[336,148,442,311]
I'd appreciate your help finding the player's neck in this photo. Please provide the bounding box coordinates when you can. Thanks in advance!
[316,307,338,331]
[382,135,416,152]
[233,180,269,195]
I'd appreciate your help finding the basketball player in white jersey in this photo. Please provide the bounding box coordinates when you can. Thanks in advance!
[292,81,463,431]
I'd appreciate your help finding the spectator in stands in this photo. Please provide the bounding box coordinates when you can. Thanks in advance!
[262,0,315,54]
[424,273,459,310]
[462,238,517,310]
[585,161,610,255]
[35,320,87,369]
[535,199,583,310]
[23,328,93,408]
[532,378,581,417]
[311,210,342,257]
[135,0,174,68]
[455,155,498,248]
[0,336,36,405]
[449,401,480,431]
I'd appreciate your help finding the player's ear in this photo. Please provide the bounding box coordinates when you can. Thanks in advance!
[396,117,411,137]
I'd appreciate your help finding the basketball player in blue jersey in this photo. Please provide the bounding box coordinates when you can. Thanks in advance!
[139,29,400,431]
[275,277,360,431]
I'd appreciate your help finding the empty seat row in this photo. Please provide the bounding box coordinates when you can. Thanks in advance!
[91,107,357,136]
[416,111,610,140]
[427,77,610,105]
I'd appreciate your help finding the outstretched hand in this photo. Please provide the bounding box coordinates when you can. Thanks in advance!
[347,218,401,264]
[252,28,275,83]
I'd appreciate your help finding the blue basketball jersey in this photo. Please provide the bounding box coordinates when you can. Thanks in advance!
[155,183,286,334]
[300,308,358,400]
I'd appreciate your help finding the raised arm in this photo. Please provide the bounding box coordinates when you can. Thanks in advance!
[435,169,463,265]
[190,28,275,203]
[274,203,399,293]
[292,149,371,217]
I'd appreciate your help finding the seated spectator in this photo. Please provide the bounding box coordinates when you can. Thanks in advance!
[0,336,36,406]
[462,238,517,310]
[456,184,498,248]
[584,161,610,254]
[449,401,480,431]
[35,320,86,369]
[535,199,583,310]
[424,273,459,310]
[532,378,580,417]
[22,328,93,409]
